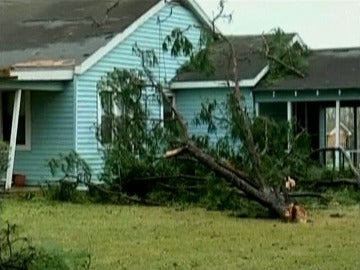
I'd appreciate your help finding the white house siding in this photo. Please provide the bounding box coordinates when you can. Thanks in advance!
[75,4,202,179]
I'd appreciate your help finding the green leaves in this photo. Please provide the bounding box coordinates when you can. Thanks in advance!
[262,28,309,84]
[47,151,91,183]
[162,27,216,76]
[162,28,194,57]
[97,68,147,146]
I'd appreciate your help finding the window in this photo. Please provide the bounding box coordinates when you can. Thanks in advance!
[162,92,175,127]
[0,91,31,150]
[99,90,127,144]
[99,91,115,144]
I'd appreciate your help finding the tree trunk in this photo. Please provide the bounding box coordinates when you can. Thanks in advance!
[179,143,289,218]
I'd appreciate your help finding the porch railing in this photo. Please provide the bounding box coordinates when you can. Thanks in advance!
[311,147,360,171]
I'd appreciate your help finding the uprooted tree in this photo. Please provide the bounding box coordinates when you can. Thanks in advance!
[97,1,312,219]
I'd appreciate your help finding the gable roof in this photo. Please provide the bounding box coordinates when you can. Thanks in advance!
[171,33,297,88]
[0,0,213,77]
[327,122,352,136]
[256,47,360,90]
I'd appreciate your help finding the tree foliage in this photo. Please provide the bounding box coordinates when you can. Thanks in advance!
[261,28,310,83]
[97,68,176,190]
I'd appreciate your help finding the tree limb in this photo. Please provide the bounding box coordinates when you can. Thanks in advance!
[133,174,207,182]
[260,121,268,156]
[88,183,161,206]
[261,34,306,78]
[132,43,190,142]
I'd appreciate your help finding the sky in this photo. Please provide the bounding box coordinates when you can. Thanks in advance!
[196,0,360,49]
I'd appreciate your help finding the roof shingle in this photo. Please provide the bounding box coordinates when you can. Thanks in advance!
[0,0,160,67]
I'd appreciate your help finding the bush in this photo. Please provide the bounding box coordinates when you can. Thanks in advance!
[47,151,92,184]
[44,151,92,203]
[42,181,85,203]
[0,141,9,178]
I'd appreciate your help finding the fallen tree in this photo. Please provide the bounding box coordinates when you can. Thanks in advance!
[97,1,312,220]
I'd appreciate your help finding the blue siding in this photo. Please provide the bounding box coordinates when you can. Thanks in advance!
[175,87,254,140]
[75,4,202,178]
[14,82,75,184]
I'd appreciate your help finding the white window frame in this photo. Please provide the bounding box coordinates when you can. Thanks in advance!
[98,89,118,146]
[97,89,140,157]
[0,91,31,151]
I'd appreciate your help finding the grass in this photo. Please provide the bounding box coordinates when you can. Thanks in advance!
[1,198,360,269]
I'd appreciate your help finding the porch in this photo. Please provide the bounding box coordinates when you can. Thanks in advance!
[254,88,360,169]
[0,79,75,189]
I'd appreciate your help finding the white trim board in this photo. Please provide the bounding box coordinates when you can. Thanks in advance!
[182,0,219,32]
[18,91,31,151]
[10,68,74,81]
[74,0,214,75]
[170,65,269,89]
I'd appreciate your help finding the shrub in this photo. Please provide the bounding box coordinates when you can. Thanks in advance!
[47,151,92,184]
[45,151,92,203]
[42,181,85,203]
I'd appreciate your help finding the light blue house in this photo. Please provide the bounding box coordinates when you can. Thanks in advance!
[2,1,358,189]
[0,0,212,188]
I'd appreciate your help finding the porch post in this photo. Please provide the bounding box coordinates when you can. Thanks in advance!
[287,101,292,150]
[335,100,340,169]
[353,106,357,167]
[5,90,22,190]
[255,102,259,117]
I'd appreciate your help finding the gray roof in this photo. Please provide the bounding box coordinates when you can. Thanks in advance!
[256,48,360,90]
[0,0,160,68]
[173,34,296,82]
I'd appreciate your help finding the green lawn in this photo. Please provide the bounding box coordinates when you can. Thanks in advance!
[2,198,360,269]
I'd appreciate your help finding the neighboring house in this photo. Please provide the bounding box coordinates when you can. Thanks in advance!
[170,35,360,165]
[327,122,352,148]
[254,47,360,153]
[0,0,212,188]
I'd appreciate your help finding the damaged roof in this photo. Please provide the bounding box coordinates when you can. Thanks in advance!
[173,34,296,82]
[256,48,360,90]
[0,0,160,68]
